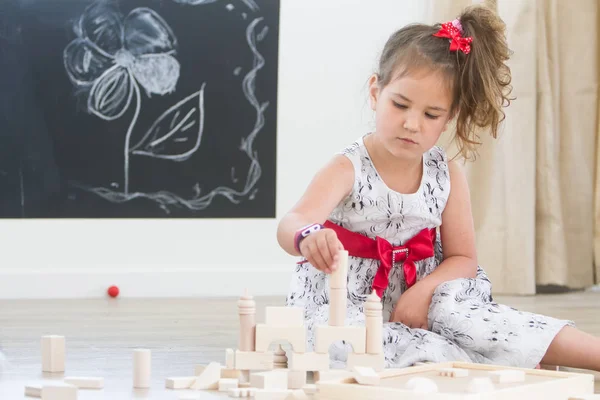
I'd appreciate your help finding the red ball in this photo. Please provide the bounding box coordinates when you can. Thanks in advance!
[107,285,119,298]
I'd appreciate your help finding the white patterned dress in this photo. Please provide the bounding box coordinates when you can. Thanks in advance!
[286,134,573,369]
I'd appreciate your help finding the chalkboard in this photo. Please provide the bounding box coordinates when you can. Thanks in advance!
[0,0,279,218]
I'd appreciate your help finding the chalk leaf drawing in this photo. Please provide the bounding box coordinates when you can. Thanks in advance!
[64,2,181,194]
[62,1,270,215]
[131,84,205,161]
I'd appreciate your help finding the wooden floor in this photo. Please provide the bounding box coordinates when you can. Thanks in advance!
[1,292,599,399]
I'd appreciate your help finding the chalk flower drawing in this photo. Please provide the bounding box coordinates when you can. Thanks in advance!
[63,0,268,214]
[63,2,205,196]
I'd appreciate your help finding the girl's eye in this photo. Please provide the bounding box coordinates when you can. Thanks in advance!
[425,113,440,120]
[392,101,407,109]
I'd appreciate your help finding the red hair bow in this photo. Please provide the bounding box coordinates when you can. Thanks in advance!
[433,21,473,54]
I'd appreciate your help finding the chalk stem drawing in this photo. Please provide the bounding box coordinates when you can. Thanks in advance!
[64,1,269,213]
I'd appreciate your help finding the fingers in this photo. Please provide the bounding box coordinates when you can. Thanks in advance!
[326,233,344,272]
[317,233,336,272]
[304,241,328,273]
[300,229,344,274]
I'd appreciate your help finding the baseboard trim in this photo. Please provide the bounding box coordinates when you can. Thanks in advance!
[0,267,292,299]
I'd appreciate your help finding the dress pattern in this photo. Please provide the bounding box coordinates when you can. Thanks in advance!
[286,134,573,369]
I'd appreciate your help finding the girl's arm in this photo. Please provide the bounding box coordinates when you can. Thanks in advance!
[276,154,355,256]
[419,160,478,292]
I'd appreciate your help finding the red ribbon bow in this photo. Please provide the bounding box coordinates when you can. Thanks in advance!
[433,21,473,54]
[323,221,436,298]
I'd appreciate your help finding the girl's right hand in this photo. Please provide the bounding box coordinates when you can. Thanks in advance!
[299,228,344,274]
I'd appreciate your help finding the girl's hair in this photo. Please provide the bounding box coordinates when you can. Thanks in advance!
[376,5,513,160]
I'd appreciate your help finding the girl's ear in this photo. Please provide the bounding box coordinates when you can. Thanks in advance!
[368,74,380,111]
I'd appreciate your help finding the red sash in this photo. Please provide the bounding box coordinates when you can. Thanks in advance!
[323,221,436,297]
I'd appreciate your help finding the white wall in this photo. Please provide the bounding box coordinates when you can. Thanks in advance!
[0,0,426,299]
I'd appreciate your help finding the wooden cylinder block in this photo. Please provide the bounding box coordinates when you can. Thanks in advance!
[329,287,347,326]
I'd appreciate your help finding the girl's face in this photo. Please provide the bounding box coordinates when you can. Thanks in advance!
[368,68,453,160]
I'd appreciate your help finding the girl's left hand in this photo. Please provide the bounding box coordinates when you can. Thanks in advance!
[389,280,435,330]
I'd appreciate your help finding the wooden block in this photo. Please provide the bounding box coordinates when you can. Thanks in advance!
[488,369,525,383]
[25,383,42,398]
[64,377,103,389]
[265,307,304,326]
[405,377,438,394]
[352,366,379,386]
[190,361,221,390]
[328,288,347,326]
[466,377,495,393]
[41,383,77,400]
[235,350,274,370]
[221,368,243,379]
[194,365,205,375]
[165,376,196,389]
[255,324,306,353]
[226,348,235,369]
[438,367,469,378]
[229,388,256,398]
[346,352,385,371]
[313,369,352,383]
[287,352,329,371]
[41,335,65,373]
[314,325,366,354]
[285,389,310,399]
[254,389,293,400]
[218,378,239,391]
[301,384,317,394]
[132,349,151,389]
[287,370,306,389]
[329,250,348,289]
[251,370,288,389]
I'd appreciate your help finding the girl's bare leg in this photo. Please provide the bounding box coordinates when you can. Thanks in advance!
[541,326,600,371]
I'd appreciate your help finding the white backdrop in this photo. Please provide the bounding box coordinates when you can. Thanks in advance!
[0,0,426,299]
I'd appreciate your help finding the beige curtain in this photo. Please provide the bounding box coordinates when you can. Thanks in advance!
[426,0,599,294]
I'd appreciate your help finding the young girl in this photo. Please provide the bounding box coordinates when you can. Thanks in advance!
[277,5,600,371]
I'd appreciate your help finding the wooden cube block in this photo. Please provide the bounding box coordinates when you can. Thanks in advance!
[287,352,329,372]
[314,325,366,354]
[250,370,288,389]
[265,307,304,326]
[41,335,65,373]
[352,366,379,386]
[41,383,77,400]
[235,350,274,370]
